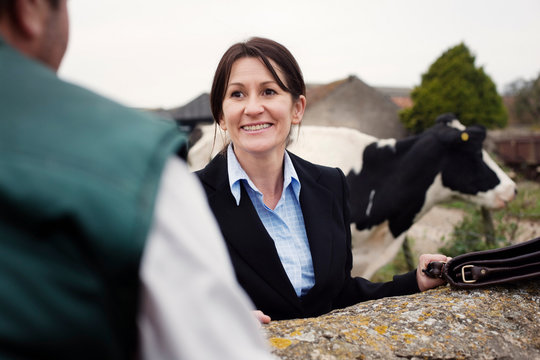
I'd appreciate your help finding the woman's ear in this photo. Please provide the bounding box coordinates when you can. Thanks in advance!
[218,117,227,131]
[292,95,306,125]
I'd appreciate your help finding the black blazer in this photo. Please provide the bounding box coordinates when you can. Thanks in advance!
[196,151,419,320]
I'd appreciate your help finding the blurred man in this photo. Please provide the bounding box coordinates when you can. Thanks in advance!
[0,0,275,359]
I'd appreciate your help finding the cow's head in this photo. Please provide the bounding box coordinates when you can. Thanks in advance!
[433,113,516,209]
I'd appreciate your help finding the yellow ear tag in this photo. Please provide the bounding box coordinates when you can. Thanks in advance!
[461,132,469,141]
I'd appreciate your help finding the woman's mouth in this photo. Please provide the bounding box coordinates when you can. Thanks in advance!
[242,123,271,131]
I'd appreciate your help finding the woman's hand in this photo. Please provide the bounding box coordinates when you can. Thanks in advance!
[253,310,271,324]
[416,253,451,292]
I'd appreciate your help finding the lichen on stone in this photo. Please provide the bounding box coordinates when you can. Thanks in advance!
[263,281,540,360]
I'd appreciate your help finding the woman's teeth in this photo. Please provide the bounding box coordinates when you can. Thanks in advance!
[243,124,271,131]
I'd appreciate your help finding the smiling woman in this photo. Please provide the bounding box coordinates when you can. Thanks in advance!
[219,56,305,178]
[208,37,307,210]
[194,37,450,323]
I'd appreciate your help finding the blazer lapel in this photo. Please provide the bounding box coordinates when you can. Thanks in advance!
[200,154,302,310]
[289,152,335,293]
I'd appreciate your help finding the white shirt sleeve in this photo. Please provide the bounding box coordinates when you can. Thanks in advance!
[138,156,276,360]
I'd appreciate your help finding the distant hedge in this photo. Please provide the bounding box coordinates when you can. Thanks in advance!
[400,43,507,133]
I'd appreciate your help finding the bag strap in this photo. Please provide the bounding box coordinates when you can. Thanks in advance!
[454,261,540,283]
[423,237,540,288]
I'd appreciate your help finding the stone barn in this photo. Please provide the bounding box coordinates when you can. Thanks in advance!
[304,75,409,139]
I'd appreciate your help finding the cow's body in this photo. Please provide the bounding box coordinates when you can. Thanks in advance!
[188,114,516,278]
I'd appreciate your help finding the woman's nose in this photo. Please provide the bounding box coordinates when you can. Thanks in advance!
[244,97,264,116]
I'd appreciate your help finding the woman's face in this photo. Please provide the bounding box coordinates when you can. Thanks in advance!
[220,57,305,161]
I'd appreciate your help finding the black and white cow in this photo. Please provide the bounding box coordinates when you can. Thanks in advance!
[188,114,517,278]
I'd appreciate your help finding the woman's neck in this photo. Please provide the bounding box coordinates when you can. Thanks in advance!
[235,148,285,210]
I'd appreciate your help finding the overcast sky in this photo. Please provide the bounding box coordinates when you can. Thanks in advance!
[59,0,540,110]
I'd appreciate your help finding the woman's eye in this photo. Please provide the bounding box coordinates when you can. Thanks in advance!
[230,91,243,98]
[263,88,277,96]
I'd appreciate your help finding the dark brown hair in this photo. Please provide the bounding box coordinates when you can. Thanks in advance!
[210,37,306,124]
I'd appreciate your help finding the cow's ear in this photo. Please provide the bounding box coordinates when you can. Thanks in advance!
[462,125,486,144]
[435,113,457,125]
[451,125,486,153]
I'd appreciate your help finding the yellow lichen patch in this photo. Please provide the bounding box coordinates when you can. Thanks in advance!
[391,333,416,344]
[349,316,370,326]
[342,329,360,341]
[418,310,433,322]
[402,333,417,344]
[487,309,502,317]
[289,330,302,337]
[465,309,480,319]
[417,328,435,337]
[342,328,369,342]
[269,337,292,350]
[375,325,388,335]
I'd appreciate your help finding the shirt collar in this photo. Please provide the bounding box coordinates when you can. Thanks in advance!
[227,143,301,206]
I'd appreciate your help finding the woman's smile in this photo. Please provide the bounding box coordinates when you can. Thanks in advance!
[242,123,272,132]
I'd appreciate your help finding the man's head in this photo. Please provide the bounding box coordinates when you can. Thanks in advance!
[0,0,69,71]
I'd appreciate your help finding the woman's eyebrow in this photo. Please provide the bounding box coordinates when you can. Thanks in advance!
[227,80,278,88]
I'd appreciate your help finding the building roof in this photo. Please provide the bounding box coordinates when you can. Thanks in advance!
[374,86,413,109]
[303,75,408,139]
[168,93,213,122]
[374,86,412,98]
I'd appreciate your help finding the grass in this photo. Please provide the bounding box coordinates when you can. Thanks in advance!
[444,180,540,221]
[503,180,540,220]
[370,241,415,283]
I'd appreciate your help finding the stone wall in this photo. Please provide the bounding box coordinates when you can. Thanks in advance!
[263,281,540,359]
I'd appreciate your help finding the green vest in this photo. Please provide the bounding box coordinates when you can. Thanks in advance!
[0,37,186,359]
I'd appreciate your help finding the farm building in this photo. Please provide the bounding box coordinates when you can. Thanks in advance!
[303,75,409,139]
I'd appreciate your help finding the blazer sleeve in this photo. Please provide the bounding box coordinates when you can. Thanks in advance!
[332,167,420,310]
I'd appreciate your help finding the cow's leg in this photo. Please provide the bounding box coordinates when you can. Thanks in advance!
[350,222,407,279]
[402,236,416,271]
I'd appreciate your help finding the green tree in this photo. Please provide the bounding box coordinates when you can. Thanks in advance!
[504,73,540,126]
[400,43,507,133]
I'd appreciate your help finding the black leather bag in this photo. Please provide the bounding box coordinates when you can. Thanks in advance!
[424,237,540,288]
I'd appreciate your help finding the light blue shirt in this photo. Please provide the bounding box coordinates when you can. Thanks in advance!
[227,144,315,297]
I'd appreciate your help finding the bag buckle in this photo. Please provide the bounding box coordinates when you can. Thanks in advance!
[461,265,477,283]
